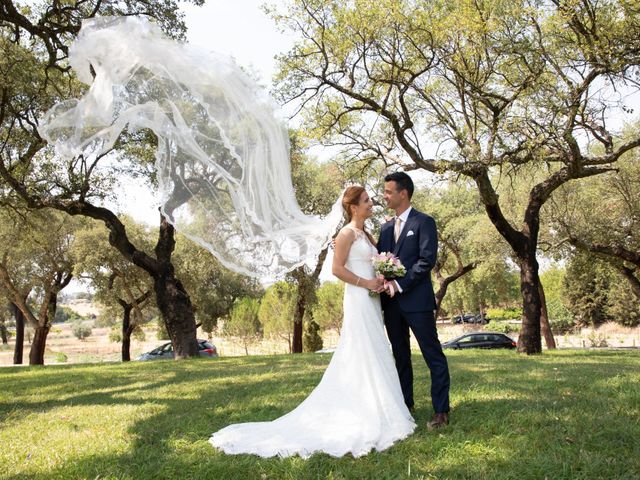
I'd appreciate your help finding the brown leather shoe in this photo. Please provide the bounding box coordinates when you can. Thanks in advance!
[427,412,449,430]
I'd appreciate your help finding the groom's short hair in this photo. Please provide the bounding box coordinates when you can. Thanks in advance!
[385,172,414,199]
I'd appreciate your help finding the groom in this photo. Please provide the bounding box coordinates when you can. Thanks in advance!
[377,172,451,429]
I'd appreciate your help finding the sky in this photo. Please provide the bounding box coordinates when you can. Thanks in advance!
[182,1,294,85]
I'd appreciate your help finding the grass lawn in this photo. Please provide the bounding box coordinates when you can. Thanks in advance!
[1,349,639,479]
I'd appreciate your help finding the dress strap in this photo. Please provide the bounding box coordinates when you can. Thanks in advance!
[344,224,366,240]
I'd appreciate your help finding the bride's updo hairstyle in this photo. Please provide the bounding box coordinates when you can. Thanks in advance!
[342,185,366,223]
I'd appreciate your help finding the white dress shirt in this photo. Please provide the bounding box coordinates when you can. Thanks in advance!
[391,206,412,294]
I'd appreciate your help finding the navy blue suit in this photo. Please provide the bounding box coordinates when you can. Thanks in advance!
[377,208,450,413]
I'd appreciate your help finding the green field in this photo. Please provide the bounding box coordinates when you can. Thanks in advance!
[1,350,639,479]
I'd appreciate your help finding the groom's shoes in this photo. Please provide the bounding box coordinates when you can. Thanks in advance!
[427,412,449,430]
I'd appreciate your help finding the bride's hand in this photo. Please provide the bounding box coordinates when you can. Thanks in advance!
[365,276,384,291]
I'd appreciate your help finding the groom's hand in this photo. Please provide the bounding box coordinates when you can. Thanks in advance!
[384,280,398,298]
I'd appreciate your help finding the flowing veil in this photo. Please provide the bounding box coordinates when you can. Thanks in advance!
[39,16,343,278]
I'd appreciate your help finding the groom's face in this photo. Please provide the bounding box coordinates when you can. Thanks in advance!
[383,181,405,210]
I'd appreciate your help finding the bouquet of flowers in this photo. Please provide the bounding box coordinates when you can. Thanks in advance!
[372,252,406,279]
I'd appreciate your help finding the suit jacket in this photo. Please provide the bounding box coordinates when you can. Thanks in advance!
[377,208,438,312]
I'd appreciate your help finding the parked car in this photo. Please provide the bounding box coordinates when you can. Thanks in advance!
[453,313,489,325]
[136,339,218,360]
[441,332,516,350]
[452,313,476,324]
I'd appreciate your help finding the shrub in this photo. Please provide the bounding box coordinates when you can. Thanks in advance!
[95,313,117,328]
[54,352,68,363]
[54,306,82,324]
[109,328,122,343]
[54,352,68,362]
[547,298,576,333]
[132,325,146,342]
[587,331,608,348]
[485,320,519,334]
[71,321,92,341]
[303,319,323,352]
[550,316,577,334]
[486,307,522,321]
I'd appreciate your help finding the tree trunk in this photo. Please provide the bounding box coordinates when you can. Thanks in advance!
[517,257,543,354]
[538,283,556,349]
[154,214,199,359]
[292,278,306,353]
[29,325,50,365]
[0,321,7,344]
[12,302,24,364]
[154,273,199,358]
[121,303,133,362]
[290,247,328,354]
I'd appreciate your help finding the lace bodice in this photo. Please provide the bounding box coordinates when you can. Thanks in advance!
[344,226,377,280]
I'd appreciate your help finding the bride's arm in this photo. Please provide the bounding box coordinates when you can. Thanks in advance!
[332,229,382,290]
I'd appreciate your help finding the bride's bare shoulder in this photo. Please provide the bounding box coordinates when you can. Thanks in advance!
[336,225,357,241]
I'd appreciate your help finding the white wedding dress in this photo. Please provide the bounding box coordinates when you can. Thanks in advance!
[209,226,416,458]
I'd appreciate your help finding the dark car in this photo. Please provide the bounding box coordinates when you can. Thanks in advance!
[452,314,476,324]
[453,313,490,325]
[441,332,516,350]
[136,339,218,360]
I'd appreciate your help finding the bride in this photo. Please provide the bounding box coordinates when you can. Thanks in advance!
[209,186,416,458]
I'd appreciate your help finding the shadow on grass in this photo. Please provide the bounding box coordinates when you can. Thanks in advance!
[3,350,639,479]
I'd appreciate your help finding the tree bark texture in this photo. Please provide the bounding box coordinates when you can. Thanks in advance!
[12,302,24,365]
[539,283,556,349]
[0,321,7,344]
[154,216,199,358]
[517,257,543,354]
[121,303,133,362]
[29,325,50,365]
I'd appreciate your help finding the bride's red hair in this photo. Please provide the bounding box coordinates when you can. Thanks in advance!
[342,185,366,223]
[341,185,375,244]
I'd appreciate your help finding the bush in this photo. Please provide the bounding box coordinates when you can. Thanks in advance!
[54,306,82,324]
[94,313,117,328]
[485,307,522,321]
[71,321,92,341]
[550,316,577,334]
[547,299,576,333]
[54,352,68,363]
[587,331,608,348]
[485,320,519,334]
[303,319,323,352]
[132,325,146,342]
[313,282,344,331]
[109,328,122,343]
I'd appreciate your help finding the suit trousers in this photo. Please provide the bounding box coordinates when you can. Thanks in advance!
[383,301,450,413]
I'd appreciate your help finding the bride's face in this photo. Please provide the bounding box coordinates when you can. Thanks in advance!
[352,191,374,220]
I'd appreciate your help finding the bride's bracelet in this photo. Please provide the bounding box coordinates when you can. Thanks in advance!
[355,277,361,287]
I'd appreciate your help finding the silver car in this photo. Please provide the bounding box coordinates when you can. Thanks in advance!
[136,339,218,360]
